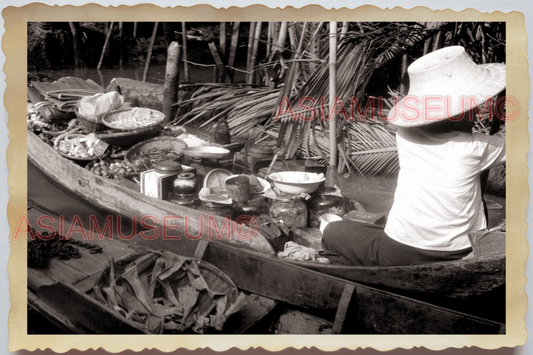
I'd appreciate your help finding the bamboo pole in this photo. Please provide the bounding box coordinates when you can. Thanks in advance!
[246,22,257,84]
[227,22,240,82]
[97,22,114,71]
[288,22,298,51]
[119,22,123,69]
[181,22,190,82]
[248,22,262,85]
[289,22,308,92]
[272,22,280,52]
[143,22,159,82]
[208,42,226,83]
[220,22,227,57]
[276,22,288,52]
[266,22,273,57]
[328,22,337,170]
[400,53,408,95]
[163,41,181,123]
[340,21,349,40]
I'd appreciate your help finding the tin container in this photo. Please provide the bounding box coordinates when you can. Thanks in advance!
[140,160,183,200]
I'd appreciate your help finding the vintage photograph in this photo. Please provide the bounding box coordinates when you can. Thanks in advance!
[25,19,509,336]
[5,2,527,351]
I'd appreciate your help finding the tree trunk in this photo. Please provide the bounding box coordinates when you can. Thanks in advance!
[68,22,86,69]
[163,42,181,123]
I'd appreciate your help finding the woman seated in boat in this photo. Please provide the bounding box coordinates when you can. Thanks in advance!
[321,46,506,266]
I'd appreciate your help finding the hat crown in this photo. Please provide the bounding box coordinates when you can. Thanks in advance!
[407,46,482,97]
[387,46,506,127]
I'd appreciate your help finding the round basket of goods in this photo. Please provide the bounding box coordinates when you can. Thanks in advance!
[125,136,188,172]
[93,250,244,334]
[54,132,108,161]
[102,107,165,131]
[97,108,166,147]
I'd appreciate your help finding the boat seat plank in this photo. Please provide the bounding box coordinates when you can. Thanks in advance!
[28,259,88,292]
[222,293,279,334]
[332,283,356,334]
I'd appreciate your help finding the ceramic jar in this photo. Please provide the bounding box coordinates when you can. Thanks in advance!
[269,194,308,229]
[173,172,199,203]
[307,186,346,228]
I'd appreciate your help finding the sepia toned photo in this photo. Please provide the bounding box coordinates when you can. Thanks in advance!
[5,3,529,353]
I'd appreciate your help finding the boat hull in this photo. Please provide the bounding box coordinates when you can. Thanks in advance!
[27,130,276,255]
[28,130,505,301]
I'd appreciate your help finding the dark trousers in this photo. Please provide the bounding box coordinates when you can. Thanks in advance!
[321,220,472,266]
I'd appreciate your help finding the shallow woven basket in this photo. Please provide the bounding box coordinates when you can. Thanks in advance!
[94,251,239,334]
[102,108,165,131]
[124,136,188,166]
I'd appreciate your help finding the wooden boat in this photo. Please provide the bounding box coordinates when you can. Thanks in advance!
[26,204,505,334]
[28,129,506,305]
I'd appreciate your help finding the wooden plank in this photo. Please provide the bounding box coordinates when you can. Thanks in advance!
[274,308,333,334]
[193,239,210,260]
[222,293,278,334]
[36,282,147,334]
[332,283,356,334]
[28,258,88,292]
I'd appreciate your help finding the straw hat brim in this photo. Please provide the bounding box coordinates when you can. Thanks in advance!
[387,53,506,128]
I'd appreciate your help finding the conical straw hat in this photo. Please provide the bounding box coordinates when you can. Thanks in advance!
[387,46,506,127]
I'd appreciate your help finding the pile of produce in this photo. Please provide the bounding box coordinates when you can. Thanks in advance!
[108,107,164,130]
[88,160,137,180]
[55,132,103,158]
[127,148,182,171]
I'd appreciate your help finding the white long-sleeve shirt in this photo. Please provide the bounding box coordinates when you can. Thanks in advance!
[384,127,506,251]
